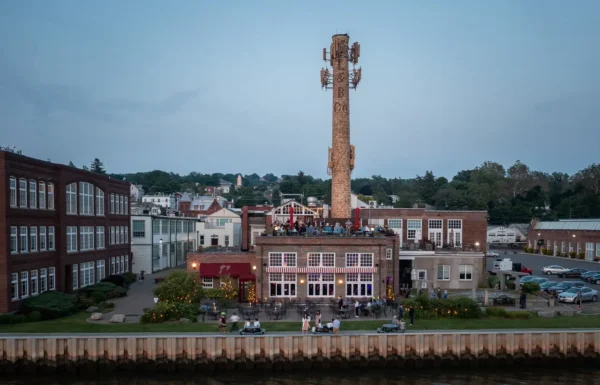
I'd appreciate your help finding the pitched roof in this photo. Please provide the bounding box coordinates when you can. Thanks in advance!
[180,192,192,202]
[535,219,600,231]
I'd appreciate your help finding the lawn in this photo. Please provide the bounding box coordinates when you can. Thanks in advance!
[2,313,600,334]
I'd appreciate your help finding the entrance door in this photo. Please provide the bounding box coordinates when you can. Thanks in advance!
[429,231,442,247]
[239,281,250,302]
[211,235,219,246]
[399,260,413,289]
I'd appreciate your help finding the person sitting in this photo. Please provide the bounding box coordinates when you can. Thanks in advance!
[399,318,406,332]
[325,319,334,331]
[244,319,252,328]
[253,318,260,328]
[392,315,399,326]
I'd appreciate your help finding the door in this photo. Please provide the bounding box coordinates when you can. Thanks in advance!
[399,260,413,289]
[429,231,442,247]
[211,235,219,246]
[239,280,250,302]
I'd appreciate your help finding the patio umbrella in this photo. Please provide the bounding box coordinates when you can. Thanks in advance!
[289,205,294,226]
[354,207,360,230]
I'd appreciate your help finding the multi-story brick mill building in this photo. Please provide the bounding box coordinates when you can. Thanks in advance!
[0,151,131,313]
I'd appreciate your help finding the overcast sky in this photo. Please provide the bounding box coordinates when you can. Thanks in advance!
[0,1,598,179]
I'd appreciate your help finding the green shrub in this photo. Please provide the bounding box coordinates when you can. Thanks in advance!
[99,301,115,310]
[578,252,585,259]
[506,311,532,319]
[486,307,508,317]
[569,252,576,258]
[541,248,548,255]
[153,271,204,304]
[204,288,224,300]
[121,272,137,284]
[27,311,42,322]
[90,291,108,303]
[487,275,500,289]
[20,292,78,320]
[521,281,540,294]
[79,282,127,299]
[140,302,199,324]
[506,281,516,290]
[0,313,27,325]
[400,295,481,319]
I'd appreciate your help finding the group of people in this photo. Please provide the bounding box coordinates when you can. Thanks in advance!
[271,218,395,237]
[218,312,261,333]
[302,312,342,335]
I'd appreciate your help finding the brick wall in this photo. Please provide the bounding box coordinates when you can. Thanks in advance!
[186,252,258,273]
[526,226,600,258]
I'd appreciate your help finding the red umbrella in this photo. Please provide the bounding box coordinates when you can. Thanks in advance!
[354,207,360,230]
[289,205,294,226]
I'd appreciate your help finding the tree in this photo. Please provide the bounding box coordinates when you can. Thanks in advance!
[247,282,257,303]
[68,161,76,167]
[219,275,238,301]
[572,164,600,194]
[90,158,106,175]
[153,271,204,304]
[507,160,531,197]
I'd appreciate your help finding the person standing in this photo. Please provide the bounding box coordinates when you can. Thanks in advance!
[229,312,241,332]
[576,290,583,311]
[355,300,360,317]
[398,304,404,320]
[408,306,415,326]
[302,313,311,335]
[315,310,322,326]
[218,312,228,334]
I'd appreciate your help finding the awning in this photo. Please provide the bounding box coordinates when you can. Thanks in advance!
[200,263,251,278]
[238,274,256,281]
[266,267,377,274]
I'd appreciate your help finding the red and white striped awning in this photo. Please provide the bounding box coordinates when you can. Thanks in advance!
[266,267,377,273]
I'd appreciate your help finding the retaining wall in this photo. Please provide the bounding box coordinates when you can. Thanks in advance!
[1,331,600,374]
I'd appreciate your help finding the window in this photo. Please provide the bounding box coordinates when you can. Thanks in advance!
[120,256,125,273]
[308,273,335,297]
[80,226,94,251]
[9,177,17,207]
[39,182,46,209]
[225,235,230,246]
[21,271,29,298]
[124,197,128,215]
[407,219,422,240]
[428,219,442,229]
[268,252,297,267]
[153,220,161,235]
[586,242,594,260]
[11,273,19,300]
[217,218,233,227]
[125,226,129,243]
[119,195,124,214]
[30,270,38,296]
[66,183,77,214]
[11,226,18,254]
[20,226,28,252]
[388,219,402,230]
[561,241,566,254]
[386,248,393,260]
[39,226,47,251]
[346,273,373,297]
[459,265,473,281]
[133,220,145,237]
[110,193,115,214]
[125,255,129,272]
[200,235,205,245]
[345,253,373,267]
[269,273,297,297]
[48,226,55,250]
[47,183,55,210]
[447,219,463,246]
[49,267,56,290]
[40,268,47,293]
[202,277,214,288]
[80,262,95,287]
[577,243,582,253]
[79,182,94,215]
[30,226,37,252]
[29,180,37,208]
[119,226,124,243]
[67,226,78,252]
[110,257,116,275]
[97,260,105,281]
[417,270,427,281]
[109,226,114,244]
[597,243,600,258]
[437,265,450,281]
[97,227,105,249]
[73,264,79,289]
[307,252,335,267]
[96,188,104,216]
[161,219,168,233]
[19,178,27,207]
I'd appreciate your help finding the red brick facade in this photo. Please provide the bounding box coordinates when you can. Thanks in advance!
[179,199,222,218]
[527,219,600,260]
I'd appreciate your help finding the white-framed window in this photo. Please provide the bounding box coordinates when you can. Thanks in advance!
[80,226,94,251]
[569,242,574,253]
[307,252,335,267]
[97,260,105,281]
[597,243,600,258]
[577,243,582,253]
[11,273,18,300]
[346,273,373,297]
[459,265,473,281]
[19,226,28,252]
[308,273,335,297]
[125,255,129,272]
[153,220,161,235]
[561,241,566,254]
[586,242,595,260]
[49,267,55,290]
[437,265,450,281]
[202,277,214,288]
[407,219,422,240]
[345,253,373,267]
[428,219,443,247]
[225,235,230,246]
[30,270,38,296]
[29,226,37,252]
[388,219,402,230]
[428,219,442,229]
[39,226,47,251]
[386,248,393,260]
[67,226,78,252]
[72,264,79,290]
[119,226,124,243]
[47,183,55,210]
[40,268,47,293]
[110,193,115,214]
[66,183,77,214]
[120,255,125,273]
[39,181,46,209]
[124,196,128,215]
[19,178,27,207]
[417,269,427,281]
[268,252,297,267]
[21,271,29,298]
[132,220,145,237]
[269,273,297,297]
[9,176,17,207]
[125,226,129,243]
[110,257,116,275]
[80,262,95,287]
[96,188,104,216]
[79,182,94,215]
[10,226,18,254]
[110,226,116,244]
[447,219,463,246]
[48,226,55,250]
[119,195,124,214]
[96,227,105,249]
[29,180,37,209]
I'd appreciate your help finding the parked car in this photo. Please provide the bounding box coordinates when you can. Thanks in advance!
[540,281,557,291]
[581,271,600,281]
[542,265,570,275]
[547,281,587,295]
[558,287,598,303]
[529,277,549,284]
[587,274,600,285]
[486,251,499,258]
[521,266,533,275]
[520,276,540,283]
[558,268,589,278]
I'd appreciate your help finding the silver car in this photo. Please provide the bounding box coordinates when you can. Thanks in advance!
[542,265,569,275]
[558,287,598,303]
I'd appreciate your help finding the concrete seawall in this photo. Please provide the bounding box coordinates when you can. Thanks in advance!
[1,330,600,374]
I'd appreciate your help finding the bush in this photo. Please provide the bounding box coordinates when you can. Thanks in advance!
[487,275,500,289]
[578,252,586,259]
[521,281,540,294]
[523,247,534,253]
[21,292,78,320]
[90,291,108,303]
[506,282,516,290]
[153,271,203,304]
[0,313,27,325]
[204,288,224,300]
[140,302,199,324]
[400,295,481,319]
[101,275,127,288]
[99,301,115,309]
[121,272,137,284]
[79,282,127,300]
[569,252,576,258]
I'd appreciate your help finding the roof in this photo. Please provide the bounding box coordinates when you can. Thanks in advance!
[180,192,192,202]
[535,219,600,231]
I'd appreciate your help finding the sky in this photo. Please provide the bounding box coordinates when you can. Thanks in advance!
[0,1,598,180]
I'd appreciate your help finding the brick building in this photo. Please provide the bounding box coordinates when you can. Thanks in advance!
[1,151,131,313]
[527,219,600,261]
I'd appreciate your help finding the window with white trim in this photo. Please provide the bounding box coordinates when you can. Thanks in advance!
[80,261,95,287]
[47,183,55,210]
[407,219,422,240]
[110,257,116,275]
[386,248,392,260]
[80,226,94,251]
[96,260,105,281]
[119,226,124,243]
[96,188,104,216]
[21,271,29,298]
[125,226,129,243]
[48,226,55,250]
[96,227,105,249]
[124,196,128,215]
[49,267,55,290]
[447,219,462,246]
[417,270,427,280]
[66,226,78,252]
[437,265,450,281]
[125,255,129,272]
[119,195,124,214]
[40,268,47,293]
[269,273,296,297]
[9,176,17,207]
[268,252,297,267]
[561,241,566,254]
[133,220,145,237]
[110,193,115,214]
[428,219,443,247]
[345,253,373,267]
[308,273,335,297]
[11,273,18,300]
[120,255,125,273]
[202,277,214,288]
[30,270,38,296]
[29,180,37,209]
[110,226,116,244]
[586,242,594,260]
[388,219,402,230]
[459,265,473,281]
[10,226,18,254]
[307,252,335,267]
[597,243,600,258]
[346,273,373,297]
[79,182,94,215]
[66,183,77,214]
[19,226,28,252]
[39,226,46,251]
[30,226,37,252]
[19,178,27,207]
[72,264,78,290]
[225,235,230,247]
[39,182,46,209]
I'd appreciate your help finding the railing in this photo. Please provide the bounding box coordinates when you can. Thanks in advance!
[260,228,397,238]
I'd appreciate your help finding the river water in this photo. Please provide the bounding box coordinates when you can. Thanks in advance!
[1,369,598,385]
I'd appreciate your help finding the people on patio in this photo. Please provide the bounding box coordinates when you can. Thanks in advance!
[301,313,311,334]
[254,318,260,328]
